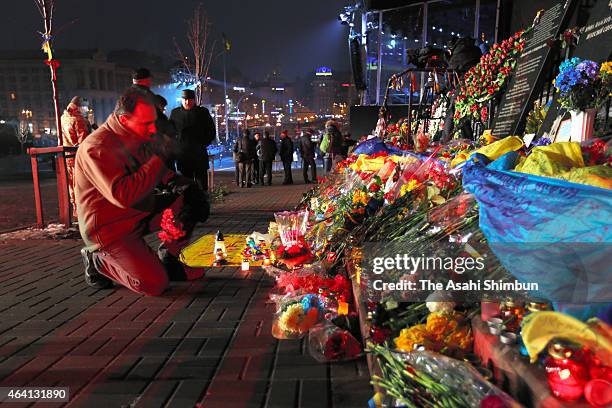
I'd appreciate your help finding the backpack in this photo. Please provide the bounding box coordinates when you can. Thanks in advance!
[319,132,331,154]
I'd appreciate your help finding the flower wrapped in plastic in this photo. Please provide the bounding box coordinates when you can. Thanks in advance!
[308,321,363,363]
[370,344,521,408]
[271,294,324,339]
[274,210,314,268]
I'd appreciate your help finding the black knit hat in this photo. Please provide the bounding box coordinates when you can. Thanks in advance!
[132,67,152,81]
[181,89,196,99]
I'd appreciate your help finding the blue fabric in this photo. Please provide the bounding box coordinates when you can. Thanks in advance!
[352,138,389,155]
[488,151,519,171]
[462,158,612,315]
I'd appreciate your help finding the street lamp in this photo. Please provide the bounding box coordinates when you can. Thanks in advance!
[232,92,253,134]
[18,109,33,152]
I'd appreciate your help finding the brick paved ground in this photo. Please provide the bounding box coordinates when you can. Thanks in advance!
[0,170,372,408]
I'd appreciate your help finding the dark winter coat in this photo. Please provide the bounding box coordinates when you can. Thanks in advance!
[260,137,277,161]
[299,134,315,160]
[279,137,294,162]
[234,134,256,162]
[170,106,216,170]
[342,137,357,157]
[326,125,344,155]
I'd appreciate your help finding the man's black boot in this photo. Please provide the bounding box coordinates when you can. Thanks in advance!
[81,248,113,289]
[158,246,187,281]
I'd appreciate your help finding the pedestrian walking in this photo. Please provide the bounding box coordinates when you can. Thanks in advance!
[260,131,277,186]
[61,96,92,220]
[299,129,317,184]
[170,89,216,191]
[279,130,294,185]
[75,87,209,296]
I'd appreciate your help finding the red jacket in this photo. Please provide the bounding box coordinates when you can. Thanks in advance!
[75,113,172,250]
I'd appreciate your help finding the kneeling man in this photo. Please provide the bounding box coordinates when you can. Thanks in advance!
[75,87,208,296]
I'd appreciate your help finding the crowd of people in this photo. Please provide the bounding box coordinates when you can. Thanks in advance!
[231,120,355,187]
[61,68,215,296]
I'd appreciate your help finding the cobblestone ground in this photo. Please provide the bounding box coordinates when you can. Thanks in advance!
[0,170,372,408]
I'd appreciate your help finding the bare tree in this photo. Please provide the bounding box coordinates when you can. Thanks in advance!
[174,3,217,105]
[34,0,63,145]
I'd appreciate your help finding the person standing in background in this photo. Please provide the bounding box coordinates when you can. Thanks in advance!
[252,132,262,184]
[325,120,345,169]
[234,129,255,188]
[61,96,92,220]
[299,129,316,184]
[170,89,216,191]
[259,131,277,186]
[279,130,294,185]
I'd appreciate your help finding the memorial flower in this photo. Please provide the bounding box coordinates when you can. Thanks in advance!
[554,58,605,110]
[158,208,186,243]
[454,30,526,127]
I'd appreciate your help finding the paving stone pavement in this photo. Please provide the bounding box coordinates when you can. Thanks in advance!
[0,170,372,408]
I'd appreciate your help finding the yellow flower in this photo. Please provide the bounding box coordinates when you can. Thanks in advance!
[395,324,428,352]
[278,304,304,333]
[399,179,420,197]
[446,325,473,351]
[601,61,612,76]
[352,190,368,206]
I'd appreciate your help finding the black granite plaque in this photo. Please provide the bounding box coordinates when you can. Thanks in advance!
[536,0,611,139]
[492,0,576,136]
[573,0,612,60]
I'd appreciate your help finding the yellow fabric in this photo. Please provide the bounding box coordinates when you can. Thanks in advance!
[515,142,585,177]
[521,311,612,365]
[350,154,419,172]
[450,152,471,168]
[474,136,524,161]
[179,233,264,267]
[561,166,612,189]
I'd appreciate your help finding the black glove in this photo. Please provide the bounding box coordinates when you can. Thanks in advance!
[152,134,181,162]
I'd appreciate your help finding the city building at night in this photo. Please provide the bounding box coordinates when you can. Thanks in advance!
[0,49,170,139]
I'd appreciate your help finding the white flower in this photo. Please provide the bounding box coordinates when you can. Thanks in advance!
[426,301,456,313]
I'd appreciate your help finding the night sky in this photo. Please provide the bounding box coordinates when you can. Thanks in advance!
[2,0,351,81]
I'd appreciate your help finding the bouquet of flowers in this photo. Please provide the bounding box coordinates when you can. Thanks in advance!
[308,321,362,362]
[394,311,473,356]
[274,210,314,267]
[158,208,186,243]
[554,58,605,110]
[370,344,521,408]
[272,294,324,339]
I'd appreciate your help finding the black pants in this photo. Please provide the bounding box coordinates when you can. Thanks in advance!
[282,160,293,183]
[234,161,240,185]
[302,157,316,183]
[260,160,273,185]
[252,158,260,183]
[180,166,208,191]
[238,161,253,186]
